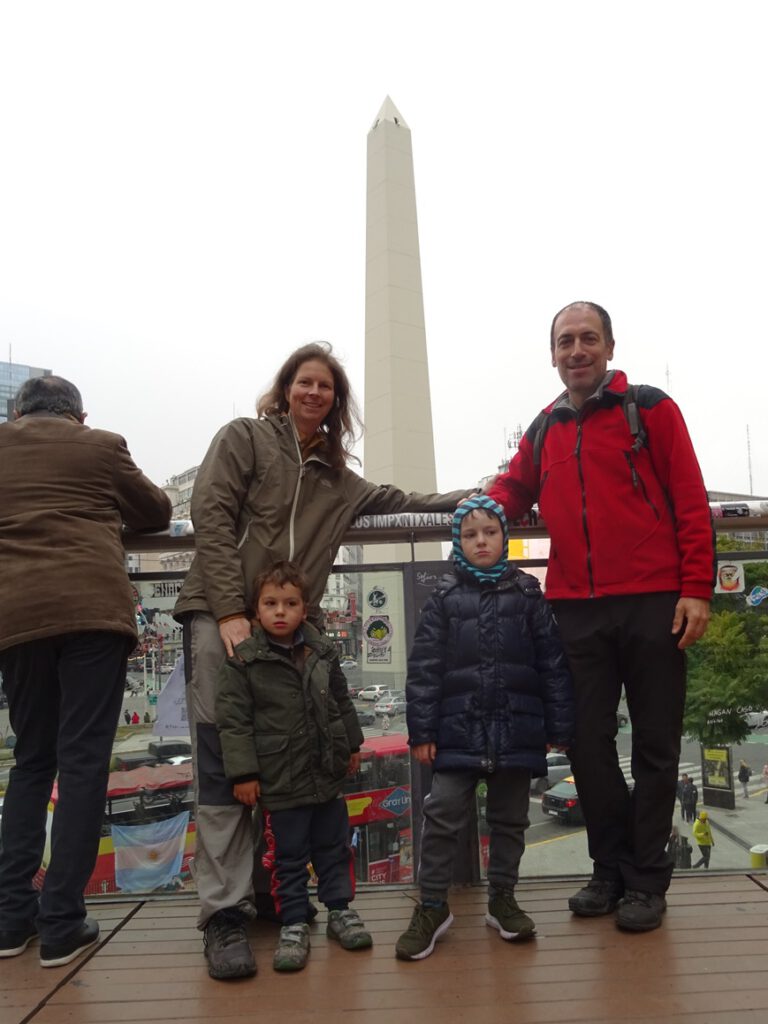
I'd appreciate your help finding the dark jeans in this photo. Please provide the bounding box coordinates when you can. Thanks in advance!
[269,797,353,926]
[0,632,131,943]
[552,593,686,895]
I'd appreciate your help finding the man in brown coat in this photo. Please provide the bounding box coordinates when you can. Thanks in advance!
[0,375,171,968]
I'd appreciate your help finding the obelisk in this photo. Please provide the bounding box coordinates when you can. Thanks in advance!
[363,97,442,563]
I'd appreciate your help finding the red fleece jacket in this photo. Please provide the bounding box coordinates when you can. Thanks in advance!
[487,371,715,602]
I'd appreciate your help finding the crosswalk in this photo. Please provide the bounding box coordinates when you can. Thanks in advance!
[616,755,765,795]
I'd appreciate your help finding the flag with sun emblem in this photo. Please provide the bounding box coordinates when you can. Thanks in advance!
[113,811,190,892]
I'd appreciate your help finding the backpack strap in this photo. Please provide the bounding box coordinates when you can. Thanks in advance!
[624,384,647,454]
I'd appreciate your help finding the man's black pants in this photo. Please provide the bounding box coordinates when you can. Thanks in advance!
[552,593,686,895]
[0,632,131,943]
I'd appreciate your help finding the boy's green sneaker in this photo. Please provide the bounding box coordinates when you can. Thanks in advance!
[273,922,310,972]
[485,889,536,941]
[326,908,373,950]
[395,902,453,961]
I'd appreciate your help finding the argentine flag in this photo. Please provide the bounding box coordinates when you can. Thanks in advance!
[113,811,190,892]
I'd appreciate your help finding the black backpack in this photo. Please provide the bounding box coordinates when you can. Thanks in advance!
[532,384,647,469]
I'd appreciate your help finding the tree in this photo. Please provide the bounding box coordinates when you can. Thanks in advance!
[684,611,768,744]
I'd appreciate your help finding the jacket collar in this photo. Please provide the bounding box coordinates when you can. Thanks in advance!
[235,619,334,663]
[545,369,627,416]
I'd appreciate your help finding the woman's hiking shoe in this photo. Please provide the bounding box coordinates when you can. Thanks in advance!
[326,908,373,950]
[273,922,310,971]
[615,891,667,932]
[485,890,536,940]
[395,903,453,961]
[568,879,623,917]
[203,909,256,980]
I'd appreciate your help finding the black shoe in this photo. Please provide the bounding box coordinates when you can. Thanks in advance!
[568,879,623,917]
[0,922,38,958]
[203,909,256,980]
[40,917,99,968]
[615,891,667,932]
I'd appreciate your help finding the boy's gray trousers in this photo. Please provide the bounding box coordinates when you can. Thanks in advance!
[419,767,530,902]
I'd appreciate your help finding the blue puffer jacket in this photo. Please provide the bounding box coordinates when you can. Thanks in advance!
[405,566,575,776]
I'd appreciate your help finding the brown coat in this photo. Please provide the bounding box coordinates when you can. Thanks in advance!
[0,413,172,652]
[174,414,470,622]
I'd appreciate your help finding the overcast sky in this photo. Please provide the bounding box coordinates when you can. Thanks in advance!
[1,1,766,497]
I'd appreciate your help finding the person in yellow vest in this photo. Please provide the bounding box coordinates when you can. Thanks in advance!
[692,811,714,869]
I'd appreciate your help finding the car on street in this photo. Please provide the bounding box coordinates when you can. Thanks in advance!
[340,658,358,669]
[744,709,768,729]
[530,751,572,795]
[355,707,376,727]
[357,685,395,702]
[374,695,407,718]
[541,776,584,825]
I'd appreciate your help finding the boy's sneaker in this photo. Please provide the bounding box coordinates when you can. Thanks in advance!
[203,909,256,980]
[326,908,373,950]
[273,922,310,972]
[486,889,536,941]
[568,879,623,917]
[40,917,99,968]
[0,922,38,958]
[615,891,667,932]
[395,902,453,961]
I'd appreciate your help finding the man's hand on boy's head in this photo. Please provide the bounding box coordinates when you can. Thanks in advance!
[412,743,437,764]
[233,780,260,806]
[348,752,361,774]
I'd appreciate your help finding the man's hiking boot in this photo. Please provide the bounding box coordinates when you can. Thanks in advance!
[395,902,453,961]
[203,909,256,980]
[273,922,310,971]
[326,908,373,950]
[615,891,667,932]
[0,922,38,958]
[486,889,536,941]
[568,879,623,917]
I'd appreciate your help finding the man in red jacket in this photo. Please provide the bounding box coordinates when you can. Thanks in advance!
[488,301,713,932]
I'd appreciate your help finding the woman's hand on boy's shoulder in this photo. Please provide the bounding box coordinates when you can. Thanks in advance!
[233,780,260,806]
[219,616,252,658]
[412,742,437,764]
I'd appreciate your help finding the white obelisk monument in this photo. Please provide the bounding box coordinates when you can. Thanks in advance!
[363,97,442,563]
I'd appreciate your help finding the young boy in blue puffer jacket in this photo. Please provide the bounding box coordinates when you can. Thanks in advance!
[395,495,575,960]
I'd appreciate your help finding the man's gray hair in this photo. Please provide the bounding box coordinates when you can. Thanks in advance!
[14,375,84,417]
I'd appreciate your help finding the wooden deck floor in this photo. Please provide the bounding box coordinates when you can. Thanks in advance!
[3,874,768,1024]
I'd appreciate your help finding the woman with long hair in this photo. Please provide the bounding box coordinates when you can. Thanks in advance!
[174,341,469,980]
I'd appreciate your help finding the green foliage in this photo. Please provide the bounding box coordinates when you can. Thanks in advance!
[684,610,768,743]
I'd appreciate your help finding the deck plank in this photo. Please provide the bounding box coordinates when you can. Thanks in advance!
[3,874,767,1024]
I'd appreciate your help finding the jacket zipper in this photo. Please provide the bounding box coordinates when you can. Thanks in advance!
[623,452,660,520]
[288,420,305,561]
[574,422,595,596]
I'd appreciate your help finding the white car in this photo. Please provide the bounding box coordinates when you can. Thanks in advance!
[357,685,395,702]
[744,710,768,729]
[530,751,573,796]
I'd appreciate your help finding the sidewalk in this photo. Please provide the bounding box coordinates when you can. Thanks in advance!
[703,780,768,862]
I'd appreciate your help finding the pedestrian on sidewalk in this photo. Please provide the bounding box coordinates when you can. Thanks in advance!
[692,811,714,869]
[762,763,768,804]
[679,774,698,823]
[738,760,752,799]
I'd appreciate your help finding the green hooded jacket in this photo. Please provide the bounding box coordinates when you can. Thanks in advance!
[215,622,364,812]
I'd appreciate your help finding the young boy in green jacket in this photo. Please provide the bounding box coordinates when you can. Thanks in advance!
[215,560,372,972]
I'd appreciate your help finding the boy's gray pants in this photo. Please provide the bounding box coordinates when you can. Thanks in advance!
[419,767,530,902]
[183,612,273,929]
